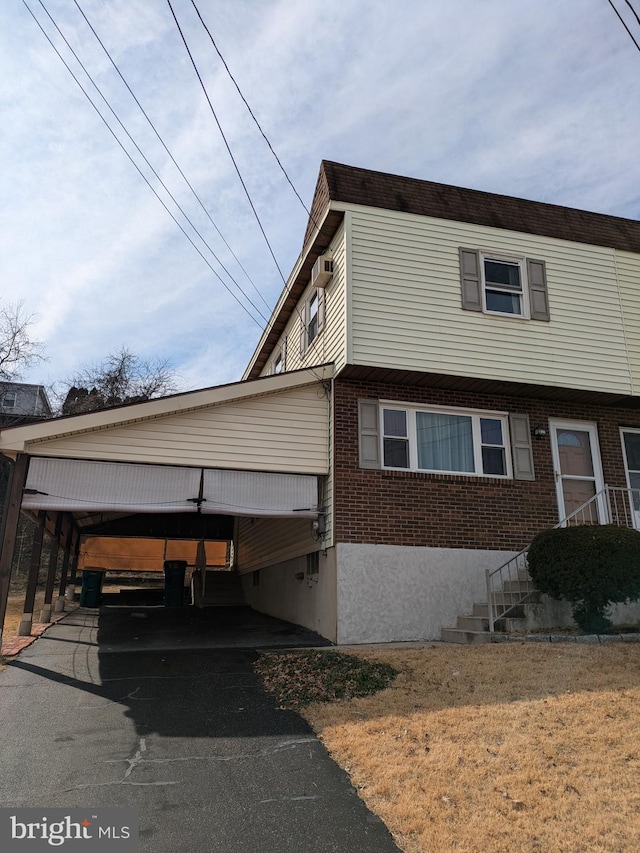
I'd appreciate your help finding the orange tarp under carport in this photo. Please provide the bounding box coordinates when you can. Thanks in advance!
[79,537,228,573]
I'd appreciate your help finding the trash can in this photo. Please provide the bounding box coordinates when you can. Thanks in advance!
[163,560,187,607]
[80,568,106,608]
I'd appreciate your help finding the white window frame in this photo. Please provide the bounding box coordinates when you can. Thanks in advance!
[301,287,324,353]
[620,427,640,529]
[380,401,512,478]
[481,252,528,318]
[270,349,284,375]
[1,391,16,410]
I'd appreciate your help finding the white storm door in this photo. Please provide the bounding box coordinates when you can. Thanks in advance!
[550,420,605,524]
[621,429,640,529]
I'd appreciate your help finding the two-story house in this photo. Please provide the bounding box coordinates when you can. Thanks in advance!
[0,383,52,427]
[2,162,640,644]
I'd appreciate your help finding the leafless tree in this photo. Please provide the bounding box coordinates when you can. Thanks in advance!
[57,346,180,415]
[0,300,45,381]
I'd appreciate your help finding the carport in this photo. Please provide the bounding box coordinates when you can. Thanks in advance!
[0,366,333,646]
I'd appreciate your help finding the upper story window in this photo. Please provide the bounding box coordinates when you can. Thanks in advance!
[269,342,286,375]
[381,404,510,477]
[1,391,16,410]
[483,256,524,316]
[300,288,325,354]
[460,247,550,322]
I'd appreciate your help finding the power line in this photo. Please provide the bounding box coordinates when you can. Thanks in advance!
[188,0,314,222]
[166,0,287,283]
[623,0,640,29]
[23,1,266,328]
[607,0,640,52]
[72,0,271,313]
[36,0,270,326]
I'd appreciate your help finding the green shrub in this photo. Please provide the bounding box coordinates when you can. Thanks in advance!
[527,524,640,633]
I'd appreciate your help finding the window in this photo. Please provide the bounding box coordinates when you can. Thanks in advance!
[306,551,319,575]
[459,248,550,321]
[482,256,524,316]
[301,288,325,353]
[381,405,510,477]
[269,346,285,375]
[1,391,16,410]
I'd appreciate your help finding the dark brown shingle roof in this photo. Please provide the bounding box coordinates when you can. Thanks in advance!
[317,161,640,253]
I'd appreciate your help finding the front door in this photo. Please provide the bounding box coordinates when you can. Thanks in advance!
[550,420,605,524]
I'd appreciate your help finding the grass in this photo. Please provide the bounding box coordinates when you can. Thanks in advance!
[255,643,640,853]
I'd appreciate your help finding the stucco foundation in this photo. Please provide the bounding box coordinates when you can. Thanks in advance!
[336,543,516,644]
[241,548,337,642]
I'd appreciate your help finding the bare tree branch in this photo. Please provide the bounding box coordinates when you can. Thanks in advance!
[55,345,181,415]
[0,300,46,381]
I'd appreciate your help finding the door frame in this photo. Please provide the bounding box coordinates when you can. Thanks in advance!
[619,427,640,530]
[549,419,605,524]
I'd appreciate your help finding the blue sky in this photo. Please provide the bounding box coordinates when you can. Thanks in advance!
[2,0,640,393]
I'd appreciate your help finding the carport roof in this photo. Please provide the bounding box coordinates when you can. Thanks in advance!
[0,364,333,458]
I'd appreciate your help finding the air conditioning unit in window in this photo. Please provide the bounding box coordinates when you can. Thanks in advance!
[311,254,333,288]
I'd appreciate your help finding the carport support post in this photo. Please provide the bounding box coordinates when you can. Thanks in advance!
[40,514,62,624]
[65,529,79,602]
[54,520,73,613]
[0,453,30,649]
[17,510,46,636]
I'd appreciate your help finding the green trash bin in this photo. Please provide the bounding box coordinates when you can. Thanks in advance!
[163,560,187,607]
[80,568,106,608]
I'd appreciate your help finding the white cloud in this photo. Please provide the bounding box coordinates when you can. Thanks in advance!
[1,0,639,392]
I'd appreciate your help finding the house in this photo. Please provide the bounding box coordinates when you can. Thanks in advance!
[0,382,52,427]
[2,161,640,645]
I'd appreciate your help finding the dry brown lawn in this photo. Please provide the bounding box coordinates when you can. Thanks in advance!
[299,643,640,853]
[3,592,48,638]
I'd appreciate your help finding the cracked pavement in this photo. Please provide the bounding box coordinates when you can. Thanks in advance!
[0,608,400,852]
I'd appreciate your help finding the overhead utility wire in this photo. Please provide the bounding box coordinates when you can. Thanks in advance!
[606,0,640,52]
[36,0,269,325]
[189,0,314,223]
[72,0,271,313]
[166,0,287,283]
[23,1,265,328]
[623,0,640,28]
[172,1,330,382]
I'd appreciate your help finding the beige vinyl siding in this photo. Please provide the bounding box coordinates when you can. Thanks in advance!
[24,384,330,474]
[349,206,632,395]
[616,249,640,396]
[236,516,319,573]
[262,224,348,376]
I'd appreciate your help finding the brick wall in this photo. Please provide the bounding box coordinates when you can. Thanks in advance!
[333,377,640,551]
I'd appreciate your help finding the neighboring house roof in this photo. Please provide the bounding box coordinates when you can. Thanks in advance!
[0,381,53,425]
[248,161,640,380]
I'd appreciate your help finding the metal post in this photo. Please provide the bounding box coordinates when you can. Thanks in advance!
[54,519,73,613]
[17,511,46,636]
[0,453,30,649]
[40,514,62,624]
[65,529,80,601]
[485,568,495,633]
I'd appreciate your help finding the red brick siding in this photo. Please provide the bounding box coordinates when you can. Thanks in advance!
[333,378,640,551]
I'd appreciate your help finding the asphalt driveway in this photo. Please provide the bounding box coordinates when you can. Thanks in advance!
[0,606,400,852]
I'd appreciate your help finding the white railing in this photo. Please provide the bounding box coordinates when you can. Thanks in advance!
[485,485,640,632]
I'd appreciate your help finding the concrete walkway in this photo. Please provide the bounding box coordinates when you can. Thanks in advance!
[0,607,400,852]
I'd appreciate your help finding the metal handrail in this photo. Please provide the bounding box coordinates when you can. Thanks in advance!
[485,485,639,632]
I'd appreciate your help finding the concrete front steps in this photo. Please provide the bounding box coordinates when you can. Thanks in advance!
[441,578,540,644]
